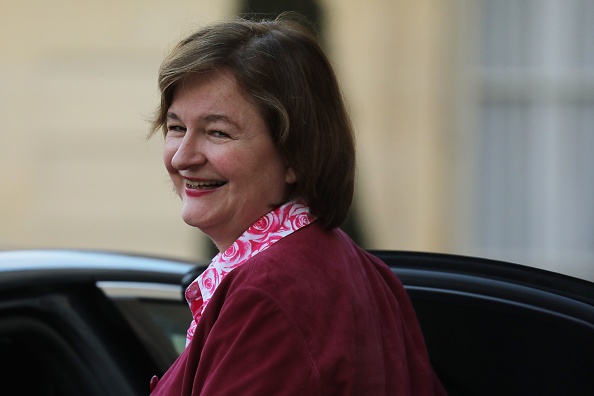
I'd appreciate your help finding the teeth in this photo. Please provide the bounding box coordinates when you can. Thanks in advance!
[185,180,225,189]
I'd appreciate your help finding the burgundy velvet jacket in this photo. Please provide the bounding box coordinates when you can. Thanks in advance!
[151,222,446,395]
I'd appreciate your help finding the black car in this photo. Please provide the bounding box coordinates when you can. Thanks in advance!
[1,249,593,395]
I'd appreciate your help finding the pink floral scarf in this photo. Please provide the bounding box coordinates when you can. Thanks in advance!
[184,200,316,344]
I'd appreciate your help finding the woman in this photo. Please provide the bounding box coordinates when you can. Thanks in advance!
[149,14,446,396]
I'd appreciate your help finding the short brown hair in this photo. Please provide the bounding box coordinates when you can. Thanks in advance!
[151,14,355,229]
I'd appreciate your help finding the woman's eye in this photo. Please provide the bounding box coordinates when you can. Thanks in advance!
[166,125,186,134]
[210,130,230,138]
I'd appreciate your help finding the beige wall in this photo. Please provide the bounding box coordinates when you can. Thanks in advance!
[324,0,455,251]
[0,0,455,260]
[0,0,237,260]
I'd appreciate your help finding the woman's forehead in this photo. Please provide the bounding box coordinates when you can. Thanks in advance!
[171,71,259,114]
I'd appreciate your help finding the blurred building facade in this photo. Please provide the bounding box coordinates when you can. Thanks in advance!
[1,0,593,280]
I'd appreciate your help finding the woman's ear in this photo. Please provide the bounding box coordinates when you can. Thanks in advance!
[285,166,297,184]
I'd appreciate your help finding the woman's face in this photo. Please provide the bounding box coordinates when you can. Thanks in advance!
[163,70,296,252]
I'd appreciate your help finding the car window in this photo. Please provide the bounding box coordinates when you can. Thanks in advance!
[98,281,192,363]
[134,299,190,355]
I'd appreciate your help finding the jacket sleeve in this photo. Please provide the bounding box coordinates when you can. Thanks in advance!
[190,287,320,396]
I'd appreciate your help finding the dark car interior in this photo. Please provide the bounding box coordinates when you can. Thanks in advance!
[0,315,103,396]
[375,251,594,396]
[0,285,162,396]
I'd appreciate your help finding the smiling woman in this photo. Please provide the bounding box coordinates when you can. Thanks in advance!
[148,13,446,396]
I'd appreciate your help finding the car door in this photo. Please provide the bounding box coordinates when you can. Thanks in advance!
[374,251,594,396]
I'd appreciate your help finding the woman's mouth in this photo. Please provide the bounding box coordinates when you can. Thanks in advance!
[185,179,227,190]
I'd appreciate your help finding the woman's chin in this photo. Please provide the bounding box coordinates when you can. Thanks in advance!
[180,209,207,229]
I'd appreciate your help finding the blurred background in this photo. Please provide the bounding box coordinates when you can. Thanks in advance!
[1,0,593,281]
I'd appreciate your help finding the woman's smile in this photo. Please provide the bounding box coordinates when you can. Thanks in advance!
[184,178,227,190]
[183,178,227,198]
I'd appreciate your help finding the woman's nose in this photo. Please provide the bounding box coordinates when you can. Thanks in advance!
[170,134,206,170]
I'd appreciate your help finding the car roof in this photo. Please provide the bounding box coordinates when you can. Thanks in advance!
[0,250,197,291]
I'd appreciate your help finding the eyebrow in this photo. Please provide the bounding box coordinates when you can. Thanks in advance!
[166,112,238,128]
[166,112,181,122]
[204,114,237,126]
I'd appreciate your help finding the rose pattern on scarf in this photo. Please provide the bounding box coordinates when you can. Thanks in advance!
[185,200,315,344]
